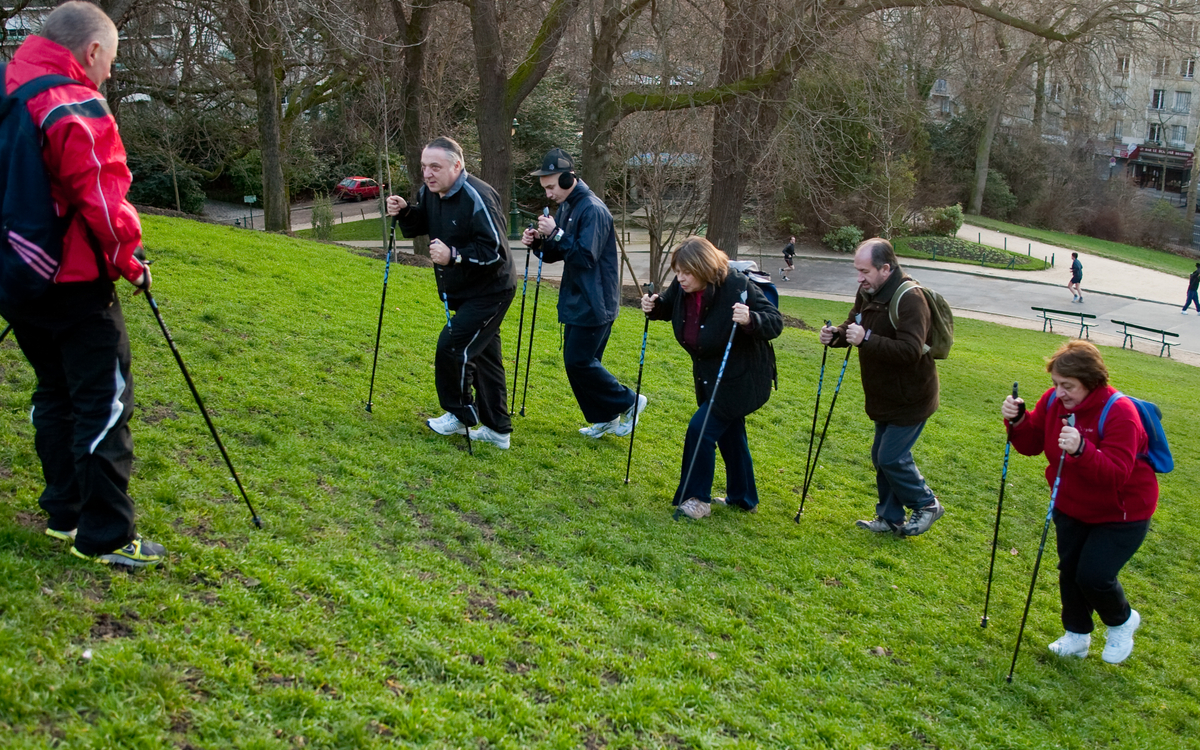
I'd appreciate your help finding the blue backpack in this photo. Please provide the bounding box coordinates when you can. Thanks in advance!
[0,64,77,306]
[1048,389,1173,473]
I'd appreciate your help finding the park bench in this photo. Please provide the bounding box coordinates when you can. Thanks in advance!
[1112,319,1179,357]
[1031,306,1097,339]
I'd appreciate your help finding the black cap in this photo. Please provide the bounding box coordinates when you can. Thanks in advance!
[530,148,575,176]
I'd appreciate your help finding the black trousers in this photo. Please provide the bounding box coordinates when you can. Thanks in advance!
[435,289,514,433]
[8,296,137,555]
[562,322,636,423]
[1054,509,1149,634]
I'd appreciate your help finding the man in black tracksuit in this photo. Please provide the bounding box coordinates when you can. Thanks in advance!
[386,137,516,448]
[521,149,644,438]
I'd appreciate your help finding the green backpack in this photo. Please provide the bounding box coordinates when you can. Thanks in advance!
[889,279,954,359]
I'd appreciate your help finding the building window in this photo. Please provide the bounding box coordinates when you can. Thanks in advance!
[1149,122,1164,142]
[1176,91,1192,112]
[1155,57,1171,76]
[939,96,951,114]
[1151,89,1167,109]
[1182,58,1196,78]
[1114,120,1124,138]
[933,78,947,94]
[1172,124,1188,144]
[1117,55,1131,76]
[1049,82,1062,101]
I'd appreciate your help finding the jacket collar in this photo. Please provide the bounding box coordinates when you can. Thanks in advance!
[440,169,469,200]
[864,266,907,305]
[8,36,95,91]
[563,179,592,207]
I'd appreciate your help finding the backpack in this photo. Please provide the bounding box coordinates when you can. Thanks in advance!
[728,260,779,307]
[1047,390,1173,473]
[0,65,77,306]
[889,278,954,359]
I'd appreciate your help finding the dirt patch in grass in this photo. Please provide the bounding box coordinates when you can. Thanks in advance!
[91,611,138,639]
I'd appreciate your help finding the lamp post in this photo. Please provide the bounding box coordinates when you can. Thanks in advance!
[509,118,520,239]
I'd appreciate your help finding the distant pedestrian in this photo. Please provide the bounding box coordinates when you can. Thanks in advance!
[1068,252,1083,303]
[780,236,795,280]
[1181,262,1200,314]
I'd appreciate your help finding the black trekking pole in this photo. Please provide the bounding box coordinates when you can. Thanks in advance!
[144,291,262,529]
[519,209,549,417]
[510,242,533,412]
[434,266,472,455]
[1007,413,1074,683]
[983,382,1019,628]
[796,320,830,506]
[674,290,747,521]
[624,282,654,484]
[365,217,398,413]
[0,324,11,344]
[794,315,858,521]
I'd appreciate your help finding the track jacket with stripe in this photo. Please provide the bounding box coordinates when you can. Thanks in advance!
[4,35,145,295]
[395,170,515,307]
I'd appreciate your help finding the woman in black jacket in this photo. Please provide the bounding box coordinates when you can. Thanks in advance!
[641,237,783,519]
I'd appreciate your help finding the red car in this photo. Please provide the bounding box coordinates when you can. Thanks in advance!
[335,177,382,202]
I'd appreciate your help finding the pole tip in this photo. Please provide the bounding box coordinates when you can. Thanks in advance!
[365,403,373,413]
[1005,675,1013,683]
[980,618,989,628]
[252,517,262,529]
[793,512,802,523]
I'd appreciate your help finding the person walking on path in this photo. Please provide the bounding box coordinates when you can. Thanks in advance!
[819,238,944,538]
[0,2,164,567]
[1000,340,1156,664]
[521,149,645,438]
[387,137,516,449]
[780,236,796,281]
[1068,252,1084,303]
[641,237,782,520]
[1181,262,1200,314]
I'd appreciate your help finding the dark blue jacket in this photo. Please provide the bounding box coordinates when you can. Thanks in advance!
[395,171,515,306]
[531,180,619,327]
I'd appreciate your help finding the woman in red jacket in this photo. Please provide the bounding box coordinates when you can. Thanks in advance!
[1001,340,1157,664]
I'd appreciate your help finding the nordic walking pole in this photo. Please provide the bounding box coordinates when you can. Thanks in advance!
[519,207,550,416]
[144,291,262,529]
[0,324,11,344]
[795,315,858,521]
[1007,413,1074,683]
[983,382,1019,628]
[510,242,533,412]
[624,282,654,484]
[674,290,747,521]
[797,320,830,504]
[366,217,398,413]
[434,265,471,456]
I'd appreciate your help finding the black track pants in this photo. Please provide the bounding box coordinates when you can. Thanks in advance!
[562,322,636,423]
[1053,509,1149,633]
[10,297,137,555]
[435,289,515,433]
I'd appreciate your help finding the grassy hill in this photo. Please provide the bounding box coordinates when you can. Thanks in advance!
[2,216,1198,749]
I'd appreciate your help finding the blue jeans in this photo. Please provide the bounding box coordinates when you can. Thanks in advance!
[871,420,936,525]
[1183,288,1199,312]
[672,401,758,510]
[563,323,636,423]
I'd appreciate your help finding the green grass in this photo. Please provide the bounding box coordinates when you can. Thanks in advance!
[295,213,392,241]
[3,216,1199,748]
[894,236,1050,271]
[963,215,1197,277]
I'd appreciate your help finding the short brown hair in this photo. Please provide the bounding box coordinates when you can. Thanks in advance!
[1047,340,1108,390]
[424,136,464,165]
[671,236,729,287]
[40,1,117,53]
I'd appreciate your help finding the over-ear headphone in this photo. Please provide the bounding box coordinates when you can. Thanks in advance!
[558,170,576,190]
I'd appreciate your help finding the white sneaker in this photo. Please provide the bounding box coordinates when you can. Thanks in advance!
[677,498,711,520]
[468,424,511,449]
[427,412,467,436]
[1048,631,1091,658]
[1102,609,1141,664]
[612,394,648,437]
[579,419,619,439]
[1183,311,1190,315]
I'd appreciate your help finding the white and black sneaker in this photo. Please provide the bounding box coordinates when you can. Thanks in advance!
[902,499,944,537]
[612,394,648,437]
[427,412,467,436]
[468,425,511,449]
[579,419,619,439]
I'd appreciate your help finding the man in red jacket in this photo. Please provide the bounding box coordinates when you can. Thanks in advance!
[0,2,164,567]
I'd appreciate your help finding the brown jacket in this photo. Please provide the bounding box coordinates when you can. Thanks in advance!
[830,269,939,425]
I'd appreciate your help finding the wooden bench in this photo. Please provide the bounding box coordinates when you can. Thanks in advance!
[1031,307,1097,339]
[1112,320,1179,357]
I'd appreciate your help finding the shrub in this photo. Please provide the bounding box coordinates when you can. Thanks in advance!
[822,225,863,253]
[310,194,335,240]
[1136,199,1189,250]
[928,203,964,236]
[127,156,206,214]
[982,169,1017,219]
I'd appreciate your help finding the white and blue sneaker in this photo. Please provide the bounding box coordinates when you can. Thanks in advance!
[612,394,648,437]
[468,425,511,449]
[427,412,467,436]
[579,419,620,439]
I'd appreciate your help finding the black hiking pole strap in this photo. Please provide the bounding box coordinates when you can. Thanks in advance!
[145,291,262,529]
[983,382,1019,628]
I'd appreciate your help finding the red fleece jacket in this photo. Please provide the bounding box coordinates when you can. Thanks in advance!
[1007,384,1158,524]
[5,35,144,287]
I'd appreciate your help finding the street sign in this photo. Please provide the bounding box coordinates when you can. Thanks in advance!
[244,195,257,204]
[1110,157,1117,167]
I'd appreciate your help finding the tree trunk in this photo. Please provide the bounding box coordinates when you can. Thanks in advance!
[968,100,1003,216]
[391,0,432,255]
[1031,58,1045,131]
[248,0,288,231]
[1186,134,1199,246]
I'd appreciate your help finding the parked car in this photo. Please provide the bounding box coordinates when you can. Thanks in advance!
[335,177,382,202]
